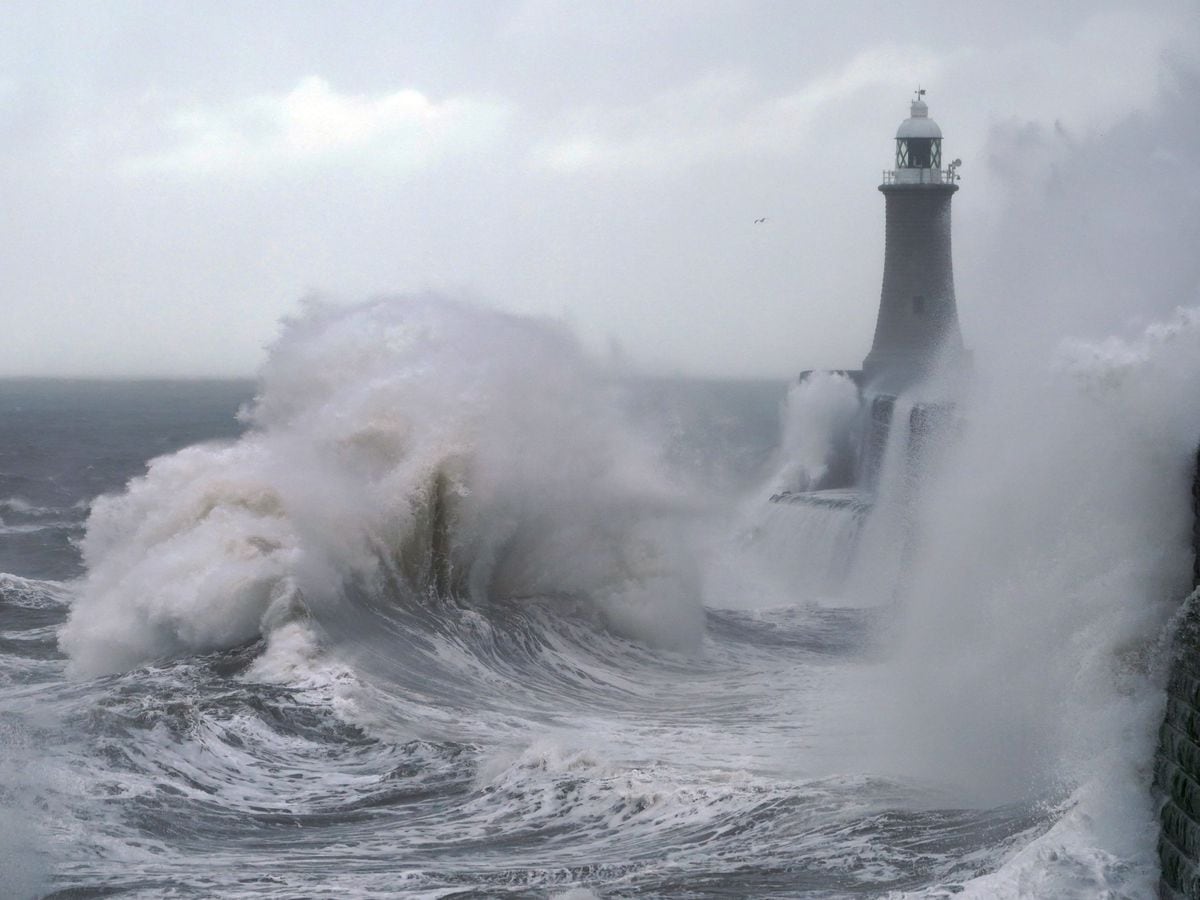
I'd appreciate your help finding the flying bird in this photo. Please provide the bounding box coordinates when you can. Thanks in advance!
[754,217,768,224]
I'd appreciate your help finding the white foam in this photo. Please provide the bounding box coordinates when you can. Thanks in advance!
[769,371,861,496]
[0,574,72,609]
[0,718,50,900]
[61,296,706,676]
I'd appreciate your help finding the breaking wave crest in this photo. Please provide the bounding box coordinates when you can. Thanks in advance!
[60,297,705,677]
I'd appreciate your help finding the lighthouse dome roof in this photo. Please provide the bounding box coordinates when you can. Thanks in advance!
[896,99,943,139]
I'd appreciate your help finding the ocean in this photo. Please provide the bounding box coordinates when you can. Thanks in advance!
[2,295,1197,898]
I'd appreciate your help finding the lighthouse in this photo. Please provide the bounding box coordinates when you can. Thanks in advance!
[777,91,967,500]
[861,91,965,390]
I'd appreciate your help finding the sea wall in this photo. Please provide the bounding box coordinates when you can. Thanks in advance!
[1156,447,1200,899]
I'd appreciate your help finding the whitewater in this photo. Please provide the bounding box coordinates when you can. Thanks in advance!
[1,293,1198,898]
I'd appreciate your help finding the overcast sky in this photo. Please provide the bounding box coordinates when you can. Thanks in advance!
[2,0,1197,378]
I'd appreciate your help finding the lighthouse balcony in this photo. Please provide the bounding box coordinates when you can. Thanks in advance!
[882,168,957,186]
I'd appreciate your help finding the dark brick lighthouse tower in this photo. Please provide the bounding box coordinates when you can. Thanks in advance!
[861,91,965,390]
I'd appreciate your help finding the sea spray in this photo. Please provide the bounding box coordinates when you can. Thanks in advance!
[769,371,861,496]
[61,296,706,676]
[869,307,1200,896]
[711,371,866,609]
[735,498,868,602]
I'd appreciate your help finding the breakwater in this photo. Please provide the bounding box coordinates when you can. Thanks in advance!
[1156,448,1200,899]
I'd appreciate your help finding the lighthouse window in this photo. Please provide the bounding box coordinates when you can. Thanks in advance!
[897,137,942,169]
[906,138,932,168]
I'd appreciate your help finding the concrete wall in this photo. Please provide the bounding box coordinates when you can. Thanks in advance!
[1156,447,1200,899]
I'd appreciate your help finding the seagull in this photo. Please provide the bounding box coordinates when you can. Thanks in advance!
[754,217,768,224]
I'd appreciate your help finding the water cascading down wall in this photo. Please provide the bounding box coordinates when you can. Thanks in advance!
[1156,448,1200,899]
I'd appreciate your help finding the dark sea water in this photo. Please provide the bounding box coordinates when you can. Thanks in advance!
[0,380,254,579]
[1,296,1187,898]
